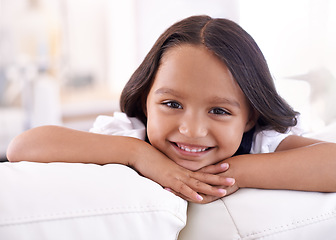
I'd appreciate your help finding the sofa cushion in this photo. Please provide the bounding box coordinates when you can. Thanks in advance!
[0,162,187,240]
[178,189,336,240]
[178,123,336,240]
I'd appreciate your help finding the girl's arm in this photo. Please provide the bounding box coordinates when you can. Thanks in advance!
[7,125,230,203]
[200,135,336,195]
[7,125,139,165]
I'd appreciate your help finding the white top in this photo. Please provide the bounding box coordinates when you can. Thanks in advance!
[90,112,146,140]
[90,112,295,154]
[250,128,290,154]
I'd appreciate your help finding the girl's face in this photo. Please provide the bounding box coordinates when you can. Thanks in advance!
[145,44,256,171]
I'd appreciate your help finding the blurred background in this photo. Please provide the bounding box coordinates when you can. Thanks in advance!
[1,0,335,160]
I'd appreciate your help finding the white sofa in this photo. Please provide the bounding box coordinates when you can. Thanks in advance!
[1,123,336,240]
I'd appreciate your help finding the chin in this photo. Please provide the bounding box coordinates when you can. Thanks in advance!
[175,160,203,172]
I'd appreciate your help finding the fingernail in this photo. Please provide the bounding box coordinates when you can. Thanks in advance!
[227,178,235,185]
[218,189,227,195]
[197,194,203,201]
[221,163,229,169]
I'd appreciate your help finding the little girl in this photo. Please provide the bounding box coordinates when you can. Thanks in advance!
[7,15,336,203]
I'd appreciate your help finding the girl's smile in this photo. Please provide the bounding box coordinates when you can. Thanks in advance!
[174,142,212,153]
[145,44,256,171]
[171,141,214,155]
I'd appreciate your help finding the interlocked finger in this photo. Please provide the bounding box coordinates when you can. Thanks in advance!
[185,176,227,197]
[198,162,229,174]
[190,171,235,187]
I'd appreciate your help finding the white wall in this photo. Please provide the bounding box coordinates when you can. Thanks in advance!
[1,0,336,156]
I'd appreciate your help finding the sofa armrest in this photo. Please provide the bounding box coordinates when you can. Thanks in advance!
[0,162,187,240]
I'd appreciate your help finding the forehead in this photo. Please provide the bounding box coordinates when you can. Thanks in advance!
[152,44,248,104]
[158,44,233,84]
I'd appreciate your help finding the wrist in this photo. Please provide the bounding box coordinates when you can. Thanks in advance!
[123,137,162,174]
[227,154,251,189]
[121,137,147,168]
[230,153,280,189]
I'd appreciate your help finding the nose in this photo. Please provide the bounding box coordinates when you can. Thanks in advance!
[178,114,208,138]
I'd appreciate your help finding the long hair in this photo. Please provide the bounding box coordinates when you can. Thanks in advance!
[120,15,298,133]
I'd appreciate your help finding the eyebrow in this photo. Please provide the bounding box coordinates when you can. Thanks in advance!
[154,87,240,108]
[209,96,241,108]
[154,88,184,98]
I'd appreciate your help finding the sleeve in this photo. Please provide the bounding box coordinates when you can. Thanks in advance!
[250,118,306,154]
[89,112,146,140]
[250,129,291,154]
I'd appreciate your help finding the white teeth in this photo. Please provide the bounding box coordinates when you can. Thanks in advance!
[177,143,208,153]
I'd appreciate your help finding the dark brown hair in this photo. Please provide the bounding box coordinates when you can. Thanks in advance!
[120,15,298,133]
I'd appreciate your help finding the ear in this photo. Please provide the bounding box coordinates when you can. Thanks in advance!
[244,108,259,132]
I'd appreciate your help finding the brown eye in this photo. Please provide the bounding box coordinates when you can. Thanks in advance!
[209,108,230,115]
[162,101,182,109]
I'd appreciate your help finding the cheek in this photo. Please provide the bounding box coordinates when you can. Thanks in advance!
[215,122,246,153]
[146,111,172,145]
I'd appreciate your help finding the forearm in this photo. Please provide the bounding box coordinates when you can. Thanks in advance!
[6,126,237,203]
[6,125,146,166]
[231,142,336,192]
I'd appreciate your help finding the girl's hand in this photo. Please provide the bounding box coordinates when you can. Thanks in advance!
[197,160,240,201]
[162,163,235,204]
[130,141,235,203]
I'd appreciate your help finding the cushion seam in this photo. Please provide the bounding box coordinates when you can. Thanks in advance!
[220,197,242,239]
[241,210,336,239]
[0,206,185,227]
